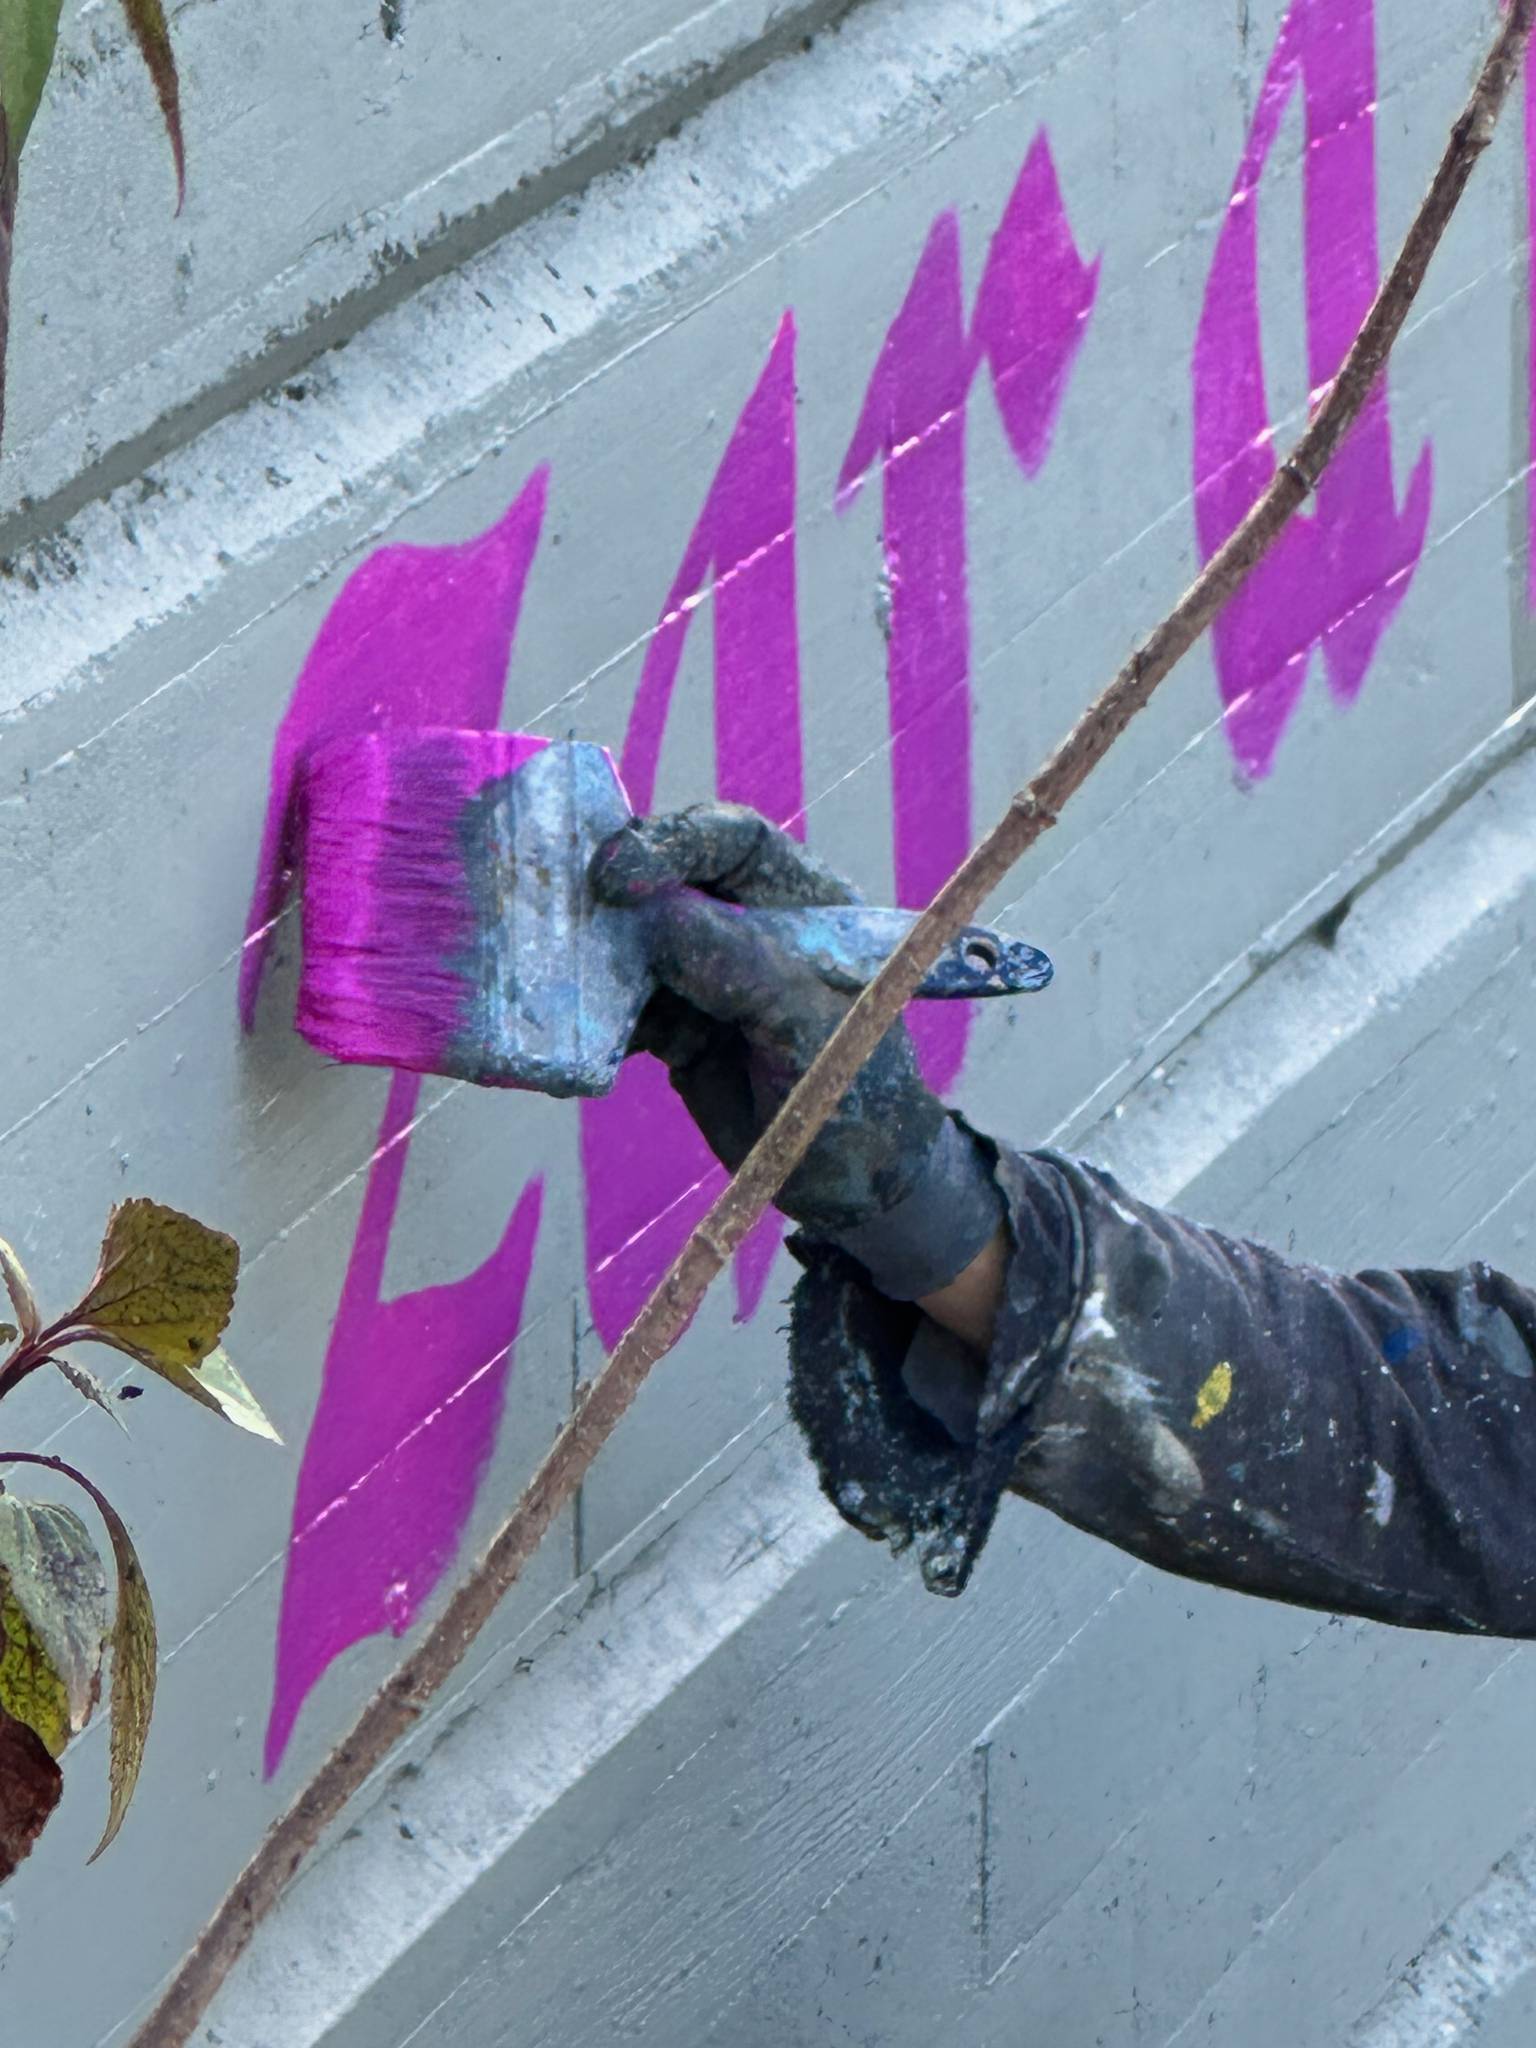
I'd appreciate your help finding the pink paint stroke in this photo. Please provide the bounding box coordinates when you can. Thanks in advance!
[1192,0,1431,779]
[580,311,804,1349]
[259,476,551,1772]
[1527,43,1536,610]
[838,132,1098,1090]
[265,1076,543,1774]
[240,467,550,1029]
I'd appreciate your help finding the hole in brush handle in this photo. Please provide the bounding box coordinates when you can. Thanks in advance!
[745,907,1053,999]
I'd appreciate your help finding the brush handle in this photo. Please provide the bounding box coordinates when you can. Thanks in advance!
[716,903,1053,999]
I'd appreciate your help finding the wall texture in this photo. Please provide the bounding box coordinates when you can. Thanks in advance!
[3,0,1536,2042]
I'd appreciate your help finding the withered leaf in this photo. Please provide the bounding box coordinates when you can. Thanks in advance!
[0,1703,61,1883]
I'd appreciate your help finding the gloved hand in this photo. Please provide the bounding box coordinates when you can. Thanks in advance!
[590,801,1005,1302]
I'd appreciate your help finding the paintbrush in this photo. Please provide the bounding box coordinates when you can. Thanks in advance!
[295,727,1053,1098]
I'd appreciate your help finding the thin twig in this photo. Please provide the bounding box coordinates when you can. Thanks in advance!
[132,9,1533,2041]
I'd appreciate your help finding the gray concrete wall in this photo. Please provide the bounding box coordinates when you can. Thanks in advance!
[2,0,1535,2042]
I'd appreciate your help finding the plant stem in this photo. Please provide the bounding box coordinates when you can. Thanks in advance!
[131,8,1535,2041]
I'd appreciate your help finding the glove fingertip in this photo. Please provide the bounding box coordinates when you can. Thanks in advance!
[590,818,685,903]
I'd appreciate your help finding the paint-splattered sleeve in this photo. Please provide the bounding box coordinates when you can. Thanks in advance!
[786,1133,1536,1636]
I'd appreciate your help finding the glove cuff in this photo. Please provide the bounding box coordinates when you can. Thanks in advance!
[826,1115,1004,1301]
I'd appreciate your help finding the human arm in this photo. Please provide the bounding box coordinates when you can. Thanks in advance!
[599,802,1536,1634]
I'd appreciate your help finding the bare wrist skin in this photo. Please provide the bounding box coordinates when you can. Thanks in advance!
[916,1226,1008,1354]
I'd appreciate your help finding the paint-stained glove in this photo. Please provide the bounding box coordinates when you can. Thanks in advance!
[590,802,1004,1300]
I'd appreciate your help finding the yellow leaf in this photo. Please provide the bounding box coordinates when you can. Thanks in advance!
[0,1574,70,1756]
[190,1347,282,1444]
[1191,1361,1233,1431]
[71,1198,238,1389]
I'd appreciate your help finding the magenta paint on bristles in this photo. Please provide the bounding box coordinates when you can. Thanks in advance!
[296,725,1055,1100]
[298,727,551,1080]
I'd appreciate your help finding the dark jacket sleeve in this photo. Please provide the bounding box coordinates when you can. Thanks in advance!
[786,1130,1536,1636]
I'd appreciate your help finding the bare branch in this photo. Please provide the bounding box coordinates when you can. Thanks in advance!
[132,7,1535,2041]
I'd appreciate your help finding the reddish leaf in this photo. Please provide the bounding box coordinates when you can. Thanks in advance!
[0,1702,62,1883]
[120,0,185,210]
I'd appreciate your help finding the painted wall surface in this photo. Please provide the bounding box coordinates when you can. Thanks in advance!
[2,0,1536,2041]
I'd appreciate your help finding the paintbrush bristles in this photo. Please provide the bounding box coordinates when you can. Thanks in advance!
[298,728,548,1078]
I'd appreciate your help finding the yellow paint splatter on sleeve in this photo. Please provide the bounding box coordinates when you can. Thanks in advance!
[1191,1361,1233,1431]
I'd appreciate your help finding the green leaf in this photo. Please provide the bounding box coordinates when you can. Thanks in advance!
[0,1701,60,1883]
[0,1573,70,1755]
[0,1496,107,1747]
[0,1235,38,1345]
[0,0,66,163]
[0,1456,156,1862]
[0,0,65,453]
[120,0,184,208]
[70,1197,239,1391]
[89,1491,153,1861]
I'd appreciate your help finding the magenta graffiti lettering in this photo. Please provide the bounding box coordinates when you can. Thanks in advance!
[1192,0,1432,780]
[248,143,1101,1764]
[838,132,1098,1091]
[241,472,551,1030]
[580,310,802,1349]
[244,478,550,1773]
[1527,47,1536,609]
[264,1078,542,1772]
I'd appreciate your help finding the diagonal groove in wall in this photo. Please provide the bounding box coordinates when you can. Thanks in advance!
[1160,1652,1525,2047]
[193,710,1536,2048]
[0,0,883,563]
